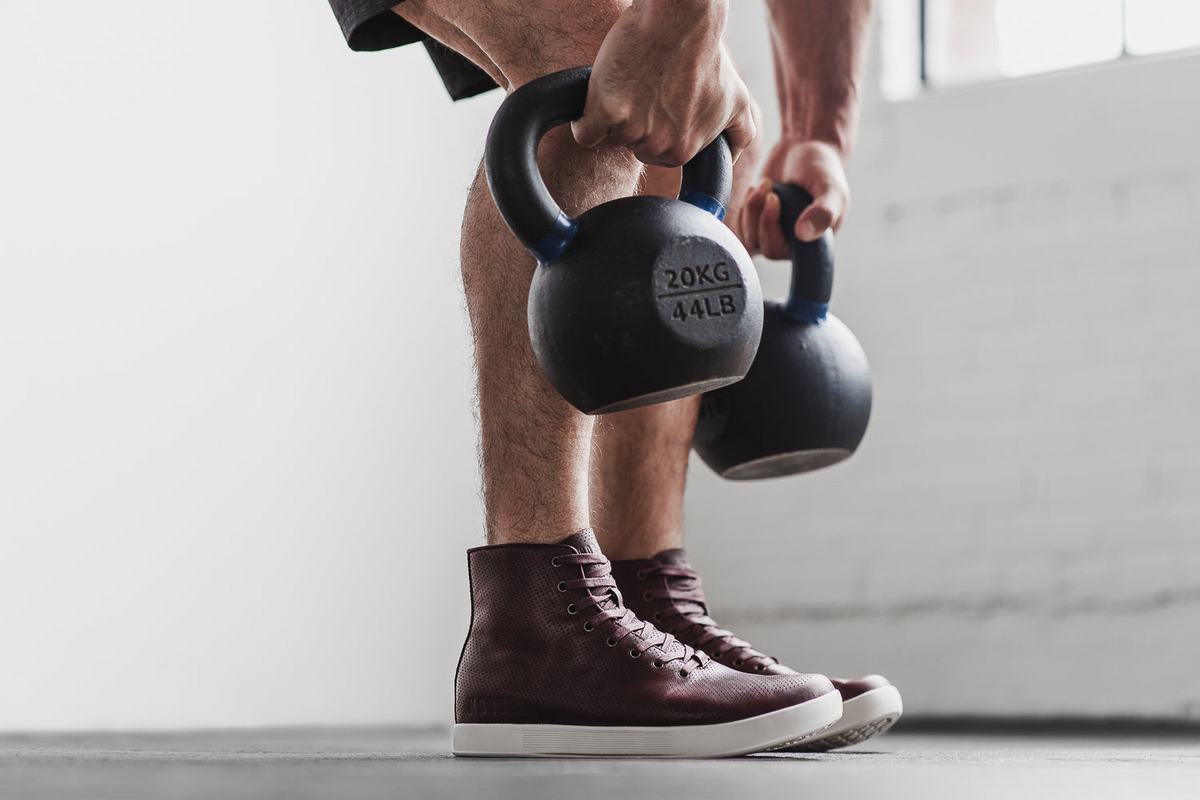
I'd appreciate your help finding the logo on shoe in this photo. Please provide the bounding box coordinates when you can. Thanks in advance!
[464,696,528,719]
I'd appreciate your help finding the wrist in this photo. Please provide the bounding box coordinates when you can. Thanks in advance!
[779,94,857,158]
[778,126,853,159]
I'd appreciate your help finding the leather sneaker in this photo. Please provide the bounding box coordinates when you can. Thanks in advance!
[452,529,841,757]
[611,548,903,752]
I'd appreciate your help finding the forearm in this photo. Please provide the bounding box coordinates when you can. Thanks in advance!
[766,0,872,156]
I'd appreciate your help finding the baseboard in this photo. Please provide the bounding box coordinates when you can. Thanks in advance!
[898,715,1200,736]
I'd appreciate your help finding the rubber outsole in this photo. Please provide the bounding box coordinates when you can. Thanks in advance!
[783,685,903,752]
[452,689,842,758]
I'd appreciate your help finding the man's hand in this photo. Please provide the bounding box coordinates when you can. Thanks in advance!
[571,0,755,166]
[735,139,849,257]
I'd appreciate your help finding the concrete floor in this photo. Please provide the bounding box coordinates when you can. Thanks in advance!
[2,727,1198,800]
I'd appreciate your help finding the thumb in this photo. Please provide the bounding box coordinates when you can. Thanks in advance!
[571,89,614,149]
[570,114,609,149]
[794,190,845,242]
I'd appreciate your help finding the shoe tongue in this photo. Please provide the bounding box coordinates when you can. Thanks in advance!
[558,528,600,554]
[652,548,692,568]
[651,548,707,617]
[557,528,623,612]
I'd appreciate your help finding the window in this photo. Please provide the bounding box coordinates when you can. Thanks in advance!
[880,0,1200,99]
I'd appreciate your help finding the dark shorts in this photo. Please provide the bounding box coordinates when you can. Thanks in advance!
[327,0,501,101]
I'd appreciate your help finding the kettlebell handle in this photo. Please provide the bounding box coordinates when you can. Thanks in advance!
[773,182,834,322]
[486,66,735,263]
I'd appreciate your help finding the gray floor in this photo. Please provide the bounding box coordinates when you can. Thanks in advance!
[2,726,1198,800]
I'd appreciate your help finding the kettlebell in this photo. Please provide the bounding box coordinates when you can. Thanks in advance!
[693,183,872,479]
[485,66,763,415]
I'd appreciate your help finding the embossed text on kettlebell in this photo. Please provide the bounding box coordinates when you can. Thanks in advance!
[653,237,750,346]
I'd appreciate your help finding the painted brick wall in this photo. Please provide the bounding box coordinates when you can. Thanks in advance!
[689,14,1200,719]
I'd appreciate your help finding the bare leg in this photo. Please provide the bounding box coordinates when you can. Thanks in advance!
[397,0,638,544]
[592,129,762,559]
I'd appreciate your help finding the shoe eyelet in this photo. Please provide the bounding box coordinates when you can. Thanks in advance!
[557,581,567,592]
[652,612,662,621]
[629,649,641,659]
[551,556,562,567]
[652,659,664,669]
[754,664,764,672]
[642,591,652,600]
[582,621,594,632]
[566,604,577,615]
[732,659,744,668]
[635,570,648,580]
[678,669,689,678]
[606,637,617,647]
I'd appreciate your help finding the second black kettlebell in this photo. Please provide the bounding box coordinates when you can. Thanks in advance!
[486,67,763,415]
[693,184,872,479]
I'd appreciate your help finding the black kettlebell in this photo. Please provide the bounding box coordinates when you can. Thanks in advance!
[485,66,763,415]
[693,184,872,479]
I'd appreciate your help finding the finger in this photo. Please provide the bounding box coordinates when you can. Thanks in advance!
[794,189,846,242]
[625,134,663,166]
[632,134,699,168]
[723,102,757,164]
[570,114,610,149]
[739,180,770,254]
[637,152,680,168]
[758,191,789,260]
[571,90,624,149]
[728,175,757,239]
[596,120,646,156]
[736,204,754,254]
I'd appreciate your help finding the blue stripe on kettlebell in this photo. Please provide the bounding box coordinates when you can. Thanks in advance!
[679,190,727,222]
[784,297,829,323]
[531,212,579,263]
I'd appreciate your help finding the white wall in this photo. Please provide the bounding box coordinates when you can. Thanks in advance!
[687,8,1200,720]
[1,2,498,729]
[2,2,1196,730]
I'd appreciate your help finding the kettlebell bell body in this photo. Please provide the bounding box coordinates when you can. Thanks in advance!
[694,184,872,479]
[486,67,763,415]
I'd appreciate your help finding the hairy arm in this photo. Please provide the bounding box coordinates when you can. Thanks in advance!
[738,0,872,253]
[771,0,871,154]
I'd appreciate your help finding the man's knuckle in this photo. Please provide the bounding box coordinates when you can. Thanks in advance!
[609,120,641,144]
[672,141,702,165]
[595,95,630,122]
[638,132,667,155]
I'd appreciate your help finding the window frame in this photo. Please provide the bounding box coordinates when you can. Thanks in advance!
[914,0,1146,91]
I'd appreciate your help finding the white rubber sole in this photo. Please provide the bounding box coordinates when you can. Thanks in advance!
[452,689,842,758]
[785,685,903,752]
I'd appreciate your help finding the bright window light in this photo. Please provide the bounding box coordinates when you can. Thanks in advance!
[924,0,1123,87]
[879,0,923,100]
[880,0,1200,99]
[1125,0,1200,55]
[994,0,1124,76]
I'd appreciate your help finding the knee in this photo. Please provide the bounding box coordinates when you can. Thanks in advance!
[476,0,631,89]
[535,128,641,218]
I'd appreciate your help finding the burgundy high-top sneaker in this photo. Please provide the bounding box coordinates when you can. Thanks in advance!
[611,549,903,752]
[452,529,841,757]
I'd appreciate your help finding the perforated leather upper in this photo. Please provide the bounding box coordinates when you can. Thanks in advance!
[454,530,834,726]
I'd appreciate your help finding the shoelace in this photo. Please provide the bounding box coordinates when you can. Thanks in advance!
[639,564,778,671]
[554,552,708,676]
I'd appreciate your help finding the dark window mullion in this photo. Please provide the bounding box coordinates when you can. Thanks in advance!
[1120,0,1130,57]
[919,0,929,85]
